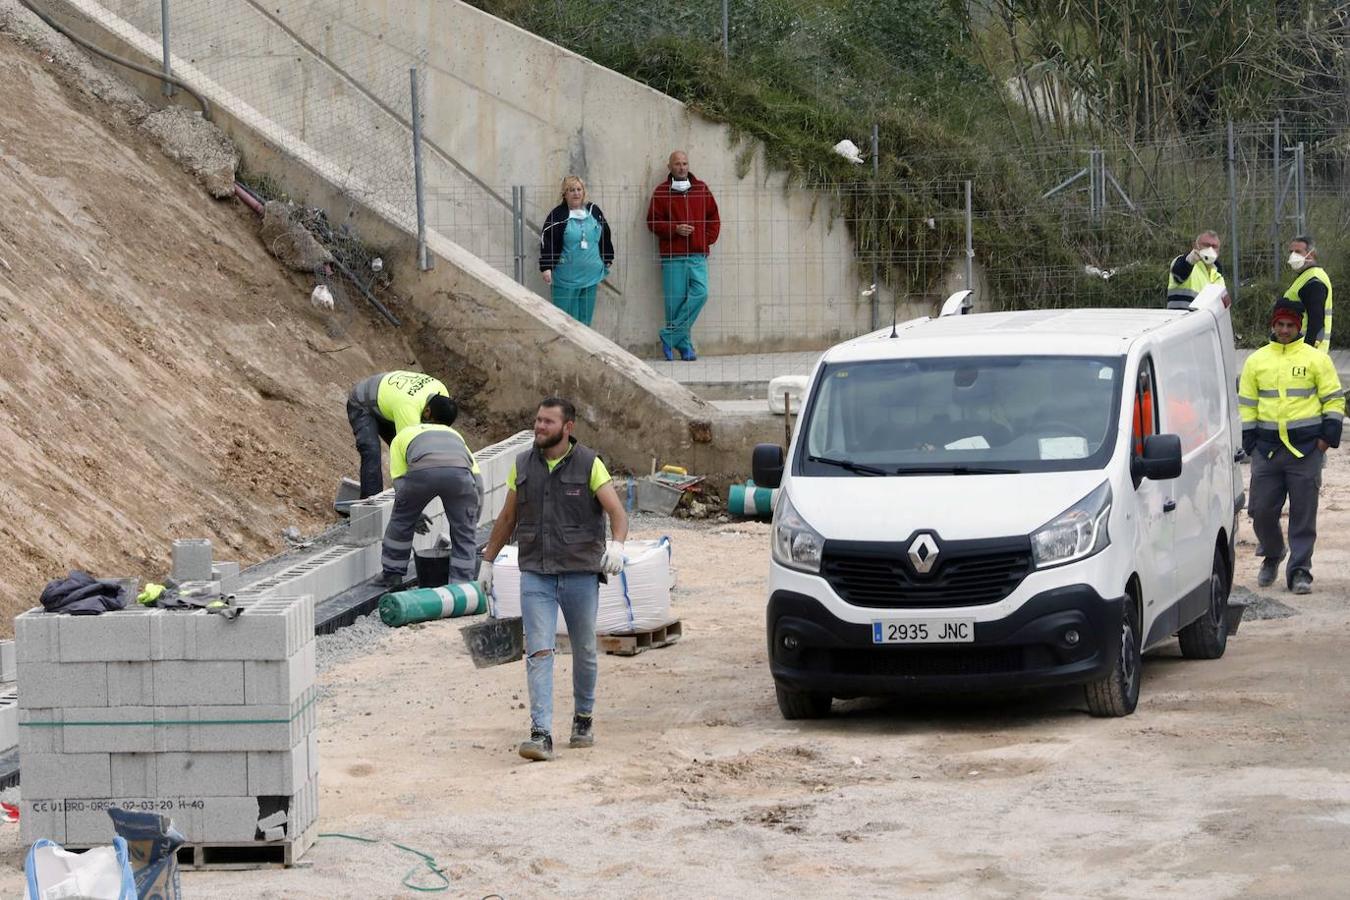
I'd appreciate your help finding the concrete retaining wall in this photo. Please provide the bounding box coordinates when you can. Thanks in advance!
[49,0,883,355]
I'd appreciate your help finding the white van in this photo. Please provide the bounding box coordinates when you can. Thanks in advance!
[751,288,1243,718]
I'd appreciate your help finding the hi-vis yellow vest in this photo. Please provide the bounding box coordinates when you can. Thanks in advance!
[1284,266,1333,352]
[1167,258,1224,304]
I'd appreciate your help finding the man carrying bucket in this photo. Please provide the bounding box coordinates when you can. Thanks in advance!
[479,397,628,762]
[379,396,482,588]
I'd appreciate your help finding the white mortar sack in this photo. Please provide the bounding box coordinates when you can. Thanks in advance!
[489,539,674,634]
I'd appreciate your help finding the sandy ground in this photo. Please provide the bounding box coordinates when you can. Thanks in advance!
[2,456,1347,897]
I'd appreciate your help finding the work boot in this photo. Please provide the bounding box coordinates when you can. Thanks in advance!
[569,713,595,749]
[518,729,554,762]
[1290,571,1313,595]
[380,570,405,589]
[1256,558,1280,588]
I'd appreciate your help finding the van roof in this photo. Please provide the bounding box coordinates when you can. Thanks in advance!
[823,307,1193,364]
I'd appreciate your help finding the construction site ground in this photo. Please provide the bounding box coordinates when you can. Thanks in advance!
[1,454,1347,896]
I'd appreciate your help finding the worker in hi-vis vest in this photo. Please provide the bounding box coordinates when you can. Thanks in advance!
[379,395,483,587]
[347,371,450,498]
[1285,235,1333,352]
[1239,297,1345,595]
[1166,230,1226,309]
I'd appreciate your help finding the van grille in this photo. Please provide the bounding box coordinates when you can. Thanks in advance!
[827,646,1033,678]
[821,539,1032,608]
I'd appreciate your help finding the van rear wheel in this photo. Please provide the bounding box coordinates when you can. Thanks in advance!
[1178,547,1230,660]
[774,681,832,719]
[1084,594,1141,717]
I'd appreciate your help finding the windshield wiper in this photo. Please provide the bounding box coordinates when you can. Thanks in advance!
[893,465,1019,475]
[807,455,890,476]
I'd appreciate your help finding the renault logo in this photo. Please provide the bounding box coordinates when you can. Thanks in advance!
[908,533,940,575]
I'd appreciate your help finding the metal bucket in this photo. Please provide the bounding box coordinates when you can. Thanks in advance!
[460,615,525,668]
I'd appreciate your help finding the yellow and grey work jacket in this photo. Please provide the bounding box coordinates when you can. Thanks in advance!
[1239,335,1345,457]
[350,371,450,433]
[1284,266,1333,352]
[389,424,481,481]
[1166,256,1225,308]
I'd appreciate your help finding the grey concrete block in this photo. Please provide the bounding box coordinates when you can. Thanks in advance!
[111,751,249,798]
[263,825,285,841]
[344,502,385,546]
[172,539,214,582]
[307,729,319,781]
[58,609,156,662]
[15,610,59,664]
[63,794,268,845]
[19,799,66,845]
[212,561,241,580]
[21,752,112,798]
[257,809,287,830]
[107,661,154,706]
[179,598,306,661]
[153,660,245,706]
[19,708,61,753]
[243,640,315,705]
[18,661,108,709]
[58,707,157,753]
[109,753,153,796]
[0,695,16,751]
[0,639,15,682]
[247,742,307,795]
[187,696,308,753]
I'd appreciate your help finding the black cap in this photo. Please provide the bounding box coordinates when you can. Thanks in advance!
[426,394,458,425]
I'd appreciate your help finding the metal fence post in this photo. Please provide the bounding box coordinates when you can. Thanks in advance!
[870,122,879,330]
[1294,142,1306,236]
[964,179,974,293]
[511,186,525,284]
[1226,120,1239,307]
[410,68,430,272]
[159,0,173,97]
[1272,118,1281,276]
[721,0,729,59]
[1088,149,1099,225]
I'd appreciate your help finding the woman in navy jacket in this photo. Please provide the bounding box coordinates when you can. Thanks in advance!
[538,176,615,327]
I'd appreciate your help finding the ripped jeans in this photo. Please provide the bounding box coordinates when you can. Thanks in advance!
[520,571,599,734]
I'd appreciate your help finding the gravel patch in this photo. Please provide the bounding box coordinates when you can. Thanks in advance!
[1231,585,1299,620]
[317,612,394,674]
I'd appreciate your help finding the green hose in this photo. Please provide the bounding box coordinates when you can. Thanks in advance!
[318,832,449,893]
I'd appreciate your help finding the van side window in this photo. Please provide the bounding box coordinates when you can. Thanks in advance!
[1132,360,1158,457]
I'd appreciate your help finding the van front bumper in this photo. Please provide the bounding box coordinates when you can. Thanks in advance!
[768,586,1124,697]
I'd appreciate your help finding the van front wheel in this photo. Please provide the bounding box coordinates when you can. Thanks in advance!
[1084,595,1141,717]
[1177,548,1230,660]
[774,681,832,719]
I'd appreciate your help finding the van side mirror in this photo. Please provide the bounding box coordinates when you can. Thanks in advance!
[1132,433,1182,487]
[752,444,785,489]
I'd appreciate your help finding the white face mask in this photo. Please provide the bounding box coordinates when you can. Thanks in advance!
[670,178,691,192]
[1288,252,1308,271]
[568,208,587,220]
[1198,247,1219,265]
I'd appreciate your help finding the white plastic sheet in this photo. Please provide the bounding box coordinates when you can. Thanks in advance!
[489,538,675,634]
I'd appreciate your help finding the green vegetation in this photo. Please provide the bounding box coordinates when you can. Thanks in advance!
[469,1,1346,339]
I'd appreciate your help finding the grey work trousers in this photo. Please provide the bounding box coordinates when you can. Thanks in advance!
[1249,445,1323,586]
[381,466,481,583]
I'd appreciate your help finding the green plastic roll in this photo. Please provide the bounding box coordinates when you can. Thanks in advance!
[380,582,488,627]
[728,482,777,518]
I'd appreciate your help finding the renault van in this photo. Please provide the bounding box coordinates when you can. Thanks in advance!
[752,287,1242,718]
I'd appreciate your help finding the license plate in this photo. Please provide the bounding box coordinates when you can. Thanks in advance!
[872,619,975,644]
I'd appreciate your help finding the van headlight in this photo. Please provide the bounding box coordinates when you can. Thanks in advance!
[1031,481,1111,568]
[772,493,825,573]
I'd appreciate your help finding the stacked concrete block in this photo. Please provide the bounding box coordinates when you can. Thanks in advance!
[16,596,319,850]
[0,639,16,754]
[475,430,533,526]
[171,539,213,582]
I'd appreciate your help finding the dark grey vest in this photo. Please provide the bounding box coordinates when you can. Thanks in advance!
[514,441,605,574]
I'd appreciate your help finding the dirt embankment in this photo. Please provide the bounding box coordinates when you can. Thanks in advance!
[0,28,489,629]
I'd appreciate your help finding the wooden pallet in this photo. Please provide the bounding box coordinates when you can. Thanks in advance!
[557,619,683,657]
[71,823,317,870]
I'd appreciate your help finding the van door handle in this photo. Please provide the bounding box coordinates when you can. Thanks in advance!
[1163,499,1177,513]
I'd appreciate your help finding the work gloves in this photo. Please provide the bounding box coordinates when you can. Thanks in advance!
[414,514,433,535]
[478,560,494,595]
[600,541,626,577]
[1185,248,1201,264]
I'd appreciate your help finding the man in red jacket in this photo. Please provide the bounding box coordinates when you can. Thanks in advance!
[646,150,720,361]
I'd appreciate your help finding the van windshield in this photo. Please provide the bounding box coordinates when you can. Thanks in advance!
[799,355,1124,475]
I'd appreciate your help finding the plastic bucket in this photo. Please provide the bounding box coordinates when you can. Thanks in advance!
[460,616,525,668]
[413,549,452,588]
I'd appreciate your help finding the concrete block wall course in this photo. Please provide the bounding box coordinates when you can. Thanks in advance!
[153,660,246,706]
[64,796,265,845]
[19,800,66,845]
[18,661,108,708]
[243,640,316,705]
[21,752,112,798]
[171,539,214,582]
[57,706,158,753]
[344,503,384,546]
